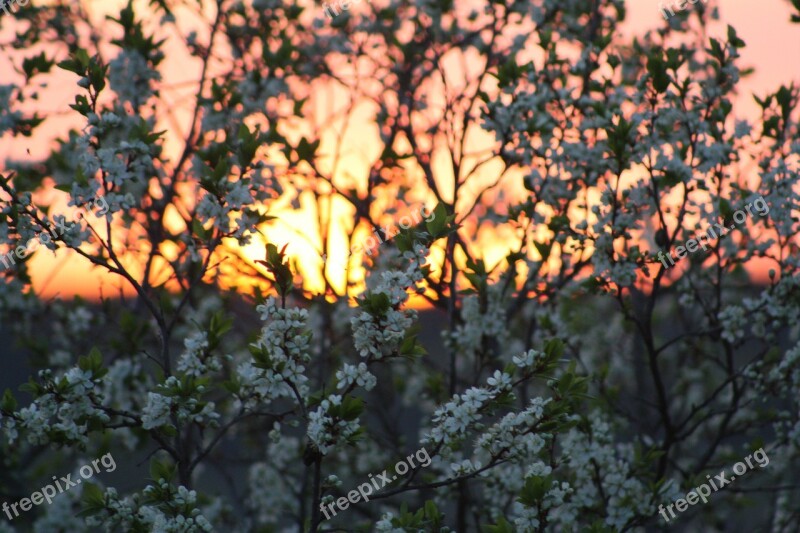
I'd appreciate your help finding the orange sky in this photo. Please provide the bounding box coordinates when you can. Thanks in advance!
[0,0,798,300]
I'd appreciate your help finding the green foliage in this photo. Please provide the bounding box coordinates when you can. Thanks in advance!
[386,500,449,531]
[78,347,107,380]
[255,243,294,301]
[78,482,107,517]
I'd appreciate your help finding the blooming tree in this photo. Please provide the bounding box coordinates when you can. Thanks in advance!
[0,0,799,531]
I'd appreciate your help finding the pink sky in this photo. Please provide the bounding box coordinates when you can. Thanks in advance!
[627,0,800,114]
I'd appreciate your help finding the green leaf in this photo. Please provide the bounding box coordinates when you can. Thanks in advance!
[338,396,364,421]
[1,389,17,412]
[544,338,564,360]
[707,38,725,62]
[660,170,682,188]
[22,52,54,80]
[76,482,106,517]
[533,240,552,261]
[517,475,553,507]
[423,499,439,519]
[727,25,746,48]
[719,198,734,220]
[57,55,85,75]
[425,202,450,238]
[192,218,211,240]
[69,94,92,116]
[295,137,319,164]
[357,291,392,317]
[78,347,106,379]
[647,54,669,93]
[237,123,261,167]
[19,377,44,396]
[208,311,233,348]
[149,459,176,483]
[483,516,515,533]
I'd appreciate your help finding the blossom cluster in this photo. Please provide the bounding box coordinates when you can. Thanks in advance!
[234,297,313,408]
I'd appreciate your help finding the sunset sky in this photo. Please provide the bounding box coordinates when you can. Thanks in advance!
[1,0,798,300]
